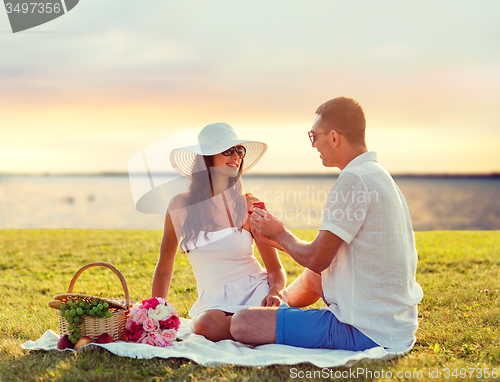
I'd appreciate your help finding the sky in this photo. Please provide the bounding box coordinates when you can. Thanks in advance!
[1,0,499,175]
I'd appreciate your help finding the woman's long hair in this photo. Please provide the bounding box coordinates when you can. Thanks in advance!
[179,154,247,252]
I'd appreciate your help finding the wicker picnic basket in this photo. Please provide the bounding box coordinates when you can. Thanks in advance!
[54,262,130,341]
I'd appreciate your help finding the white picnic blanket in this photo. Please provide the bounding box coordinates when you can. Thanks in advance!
[22,318,412,367]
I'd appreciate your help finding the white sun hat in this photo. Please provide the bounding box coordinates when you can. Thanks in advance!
[170,123,268,179]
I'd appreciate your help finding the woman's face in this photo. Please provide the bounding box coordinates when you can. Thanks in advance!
[211,146,243,178]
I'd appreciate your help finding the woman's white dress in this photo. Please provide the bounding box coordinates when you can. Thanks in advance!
[184,227,271,320]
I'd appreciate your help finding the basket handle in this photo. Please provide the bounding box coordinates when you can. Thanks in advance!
[67,262,130,307]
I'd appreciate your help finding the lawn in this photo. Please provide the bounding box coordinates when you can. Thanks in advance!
[0,229,499,381]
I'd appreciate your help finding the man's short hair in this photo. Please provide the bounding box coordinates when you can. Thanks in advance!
[315,97,366,146]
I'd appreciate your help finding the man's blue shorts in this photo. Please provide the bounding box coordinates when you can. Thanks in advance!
[275,304,379,351]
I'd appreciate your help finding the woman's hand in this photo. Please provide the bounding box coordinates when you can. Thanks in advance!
[261,289,283,307]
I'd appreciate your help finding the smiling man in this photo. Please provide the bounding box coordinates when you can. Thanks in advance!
[230,97,423,352]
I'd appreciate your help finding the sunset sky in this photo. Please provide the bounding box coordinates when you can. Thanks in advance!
[1,0,499,175]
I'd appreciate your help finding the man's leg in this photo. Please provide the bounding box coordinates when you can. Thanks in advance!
[232,305,380,351]
[230,307,278,345]
[287,268,323,308]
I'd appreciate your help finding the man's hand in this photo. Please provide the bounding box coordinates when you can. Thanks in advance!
[250,207,287,252]
[261,290,283,307]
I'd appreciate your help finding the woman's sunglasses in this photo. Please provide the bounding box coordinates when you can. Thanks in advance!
[221,145,246,159]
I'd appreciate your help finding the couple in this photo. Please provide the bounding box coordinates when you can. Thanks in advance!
[152,97,423,351]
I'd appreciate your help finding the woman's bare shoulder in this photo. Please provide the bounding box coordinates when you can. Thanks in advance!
[168,193,189,211]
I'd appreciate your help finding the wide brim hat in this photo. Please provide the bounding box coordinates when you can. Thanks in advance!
[170,123,267,179]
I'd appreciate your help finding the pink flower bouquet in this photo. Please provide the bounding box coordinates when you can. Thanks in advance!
[124,297,180,346]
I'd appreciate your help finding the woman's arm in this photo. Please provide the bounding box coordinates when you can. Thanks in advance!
[256,238,287,307]
[151,209,179,298]
[245,193,286,306]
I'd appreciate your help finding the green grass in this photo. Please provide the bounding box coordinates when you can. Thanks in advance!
[0,229,499,381]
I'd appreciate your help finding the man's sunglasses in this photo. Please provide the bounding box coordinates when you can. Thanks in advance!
[308,130,329,145]
[221,145,246,159]
[308,129,341,144]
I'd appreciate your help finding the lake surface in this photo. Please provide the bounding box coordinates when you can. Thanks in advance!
[1,174,499,231]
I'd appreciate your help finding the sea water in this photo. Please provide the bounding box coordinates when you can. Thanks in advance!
[0,174,499,231]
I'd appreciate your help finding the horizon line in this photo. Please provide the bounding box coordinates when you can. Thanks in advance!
[1,172,500,179]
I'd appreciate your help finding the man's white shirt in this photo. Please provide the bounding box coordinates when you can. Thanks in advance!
[320,151,423,349]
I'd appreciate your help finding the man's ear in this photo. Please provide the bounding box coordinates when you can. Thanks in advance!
[331,130,341,147]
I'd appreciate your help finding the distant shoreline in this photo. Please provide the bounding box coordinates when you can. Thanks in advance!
[1,172,499,179]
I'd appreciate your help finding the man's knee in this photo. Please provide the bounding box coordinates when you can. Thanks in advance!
[302,269,322,295]
[231,308,278,345]
[229,310,248,341]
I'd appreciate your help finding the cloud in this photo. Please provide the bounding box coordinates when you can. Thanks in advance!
[1,1,499,173]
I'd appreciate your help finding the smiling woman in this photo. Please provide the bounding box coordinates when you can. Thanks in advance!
[151,122,287,343]
[211,145,247,178]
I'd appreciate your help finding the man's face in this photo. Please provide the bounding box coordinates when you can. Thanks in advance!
[310,115,336,167]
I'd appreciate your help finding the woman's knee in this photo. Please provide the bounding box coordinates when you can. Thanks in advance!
[194,311,217,336]
[193,310,229,340]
